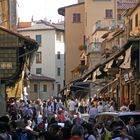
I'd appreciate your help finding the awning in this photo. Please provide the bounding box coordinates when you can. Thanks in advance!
[73,38,140,83]
[98,79,118,95]
[59,38,140,95]
[70,82,90,92]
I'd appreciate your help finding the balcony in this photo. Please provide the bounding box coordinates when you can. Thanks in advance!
[87,42,101,53]
[93,19,116,33]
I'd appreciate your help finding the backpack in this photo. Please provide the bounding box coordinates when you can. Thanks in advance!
[19,132,28,140]
[84,134,90,140]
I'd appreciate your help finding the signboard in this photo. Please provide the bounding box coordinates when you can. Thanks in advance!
[0,62,12,69]
[0,30,18,47]
[0,48,18,79]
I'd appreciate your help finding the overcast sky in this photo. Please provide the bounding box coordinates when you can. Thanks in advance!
[17,0,77,22]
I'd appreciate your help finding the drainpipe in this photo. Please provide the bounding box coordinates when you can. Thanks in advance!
[139,42,140,73]
[38,81,40,99]
[0,81,6,116]
[114,0,117,26]
[119,68,122,107]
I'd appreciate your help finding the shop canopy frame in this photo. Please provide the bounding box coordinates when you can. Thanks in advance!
[59,38,140,95]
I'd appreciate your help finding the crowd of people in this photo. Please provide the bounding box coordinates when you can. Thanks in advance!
[0,97,139,140]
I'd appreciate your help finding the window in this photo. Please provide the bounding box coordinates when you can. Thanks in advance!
[135,14,138,27]
[73,13,81,23]
[52,83,54,90]
[57,84,61,92]
[34,84,38,93]
[130,19,132,31]
[117,14,121,20]
[36,68,42,74]
[36,52,42,63]
[57,67,61,76]
[105,9,113,19]
[57,51,60,59]
[36,35,42,45]
[56,32,61,42]
[43,85,47,92]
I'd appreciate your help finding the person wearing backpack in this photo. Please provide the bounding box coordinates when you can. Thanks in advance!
[82,123,96,140]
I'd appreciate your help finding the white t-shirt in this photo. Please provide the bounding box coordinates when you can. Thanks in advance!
[109,106,115,112]
[69,100,76,111]
[85,134,96,140]
[112,138,128,140]
[104,104,110,112]
[112,138,121,140]
[97,105,104,113]
[120,105,129,111]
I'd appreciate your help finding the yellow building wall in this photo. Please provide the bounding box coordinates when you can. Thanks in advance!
[65,4,85,84]
[28,81,54,100]
[92,30,108,42]
[130,4,140,36]
[89,30,108,68]
[85,0,117,39]
[0,0,10,29]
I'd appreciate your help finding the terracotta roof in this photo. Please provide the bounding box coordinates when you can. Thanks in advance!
[101,32,110,39]
[117,1,138,9]
[101,29,124,41]
[18,22,32,28]
[92,28,109,36]
[29,74,55,81]
[18,22,54,31]
[18,21,64,31]
[112,29,124,37]
[127,1,140,16]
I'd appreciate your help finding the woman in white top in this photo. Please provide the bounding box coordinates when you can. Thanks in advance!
[109,102,115,112]
[97,101,104,113]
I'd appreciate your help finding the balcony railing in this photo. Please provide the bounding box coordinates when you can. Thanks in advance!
[87,42,101,53]
[93,19,116,33]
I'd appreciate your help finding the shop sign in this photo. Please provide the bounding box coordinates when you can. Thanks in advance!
[0,62,12,69]
[0,48,18,79]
